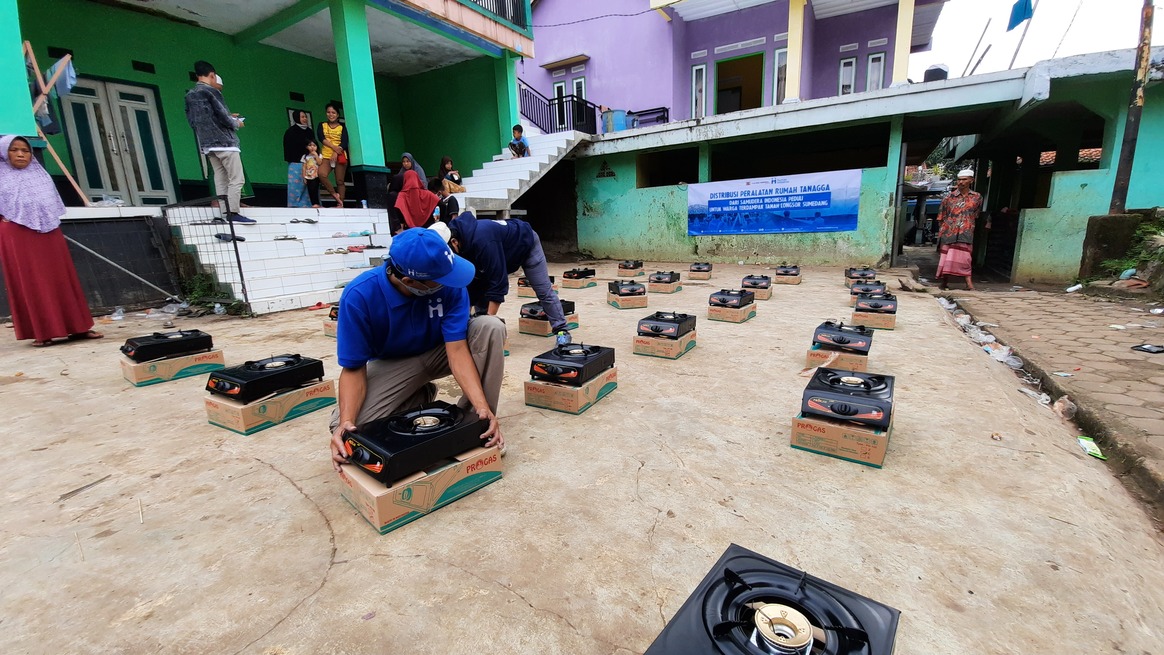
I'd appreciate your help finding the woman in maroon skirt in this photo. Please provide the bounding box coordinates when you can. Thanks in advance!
[0,135,101,347]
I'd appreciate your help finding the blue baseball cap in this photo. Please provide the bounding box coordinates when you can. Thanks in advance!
[388,227,475,287]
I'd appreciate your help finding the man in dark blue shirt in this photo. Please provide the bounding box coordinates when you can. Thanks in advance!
[329,228,506,470]
[434,213,571,343]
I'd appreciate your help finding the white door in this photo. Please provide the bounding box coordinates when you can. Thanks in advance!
[61,79,176,206]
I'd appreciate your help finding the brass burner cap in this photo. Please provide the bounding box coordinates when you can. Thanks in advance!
[753,604,813,649]
[839,376,864,386]
[413,415,441,428]
[266,360,288,368]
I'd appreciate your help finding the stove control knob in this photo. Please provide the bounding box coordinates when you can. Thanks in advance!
[831,403,858,416]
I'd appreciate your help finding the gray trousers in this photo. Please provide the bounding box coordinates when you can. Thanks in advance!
[330,315,507,430]
[207,150,244,213]
[521,240,569,333]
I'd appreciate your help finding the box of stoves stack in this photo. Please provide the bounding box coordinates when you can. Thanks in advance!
[791,413,892,468]
[338,445,503,535]
[707,305,757,323]
[524,366,618,414]
[518,313,580,336]
[607,292,648,309]
[633,332,697,359]
[323,321,337,338]
[121,350,226,386]
[804,344,868,372]
[204,379,336,435]
[852,310,896,330]
[517,276,556,298]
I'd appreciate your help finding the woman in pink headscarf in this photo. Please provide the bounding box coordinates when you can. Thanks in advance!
[0,135,101,346]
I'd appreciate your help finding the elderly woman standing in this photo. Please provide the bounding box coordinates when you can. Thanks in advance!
[936,169,989,291]
[0,135,101,347]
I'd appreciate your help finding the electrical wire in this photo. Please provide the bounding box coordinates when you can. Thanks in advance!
[1052,0,1085,59]
[531,1,682,28]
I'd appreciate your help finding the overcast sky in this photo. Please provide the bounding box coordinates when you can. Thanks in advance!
[909,0,1163,80]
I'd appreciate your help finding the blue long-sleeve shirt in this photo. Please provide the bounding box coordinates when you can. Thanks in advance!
[449,213,538,306]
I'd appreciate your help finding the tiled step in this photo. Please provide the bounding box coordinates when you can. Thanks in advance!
[244,267,366,299]
[249,288,346,315]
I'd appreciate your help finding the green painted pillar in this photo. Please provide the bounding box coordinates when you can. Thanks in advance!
[495,50,519,145]
[1,0,36,137]
[698,143,710,183]
[330,0,385,168]
[886,116,906,262]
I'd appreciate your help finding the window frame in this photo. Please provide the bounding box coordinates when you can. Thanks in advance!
[774,48,788,105]
[866,52,886,92]
[691,64,707,120]
[838,57,857,96]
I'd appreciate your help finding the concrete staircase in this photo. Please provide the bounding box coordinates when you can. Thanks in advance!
[455,131,587,213]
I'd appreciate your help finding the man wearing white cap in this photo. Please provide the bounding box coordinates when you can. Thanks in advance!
[935,168,987,290]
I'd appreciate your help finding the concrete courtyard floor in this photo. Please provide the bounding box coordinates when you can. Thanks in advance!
[2,262,1162,654]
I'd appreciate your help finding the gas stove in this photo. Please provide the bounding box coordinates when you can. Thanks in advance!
[812,321,874,355]
[563,268,596,279]
[206,354,325,404]
[121,329,213,362]
[343,401,487,484]
[637,311,697,339]
[644,544,900,655]
[519,299,576,320]
[609,281,646,296]
[853,294,897,314]
[530,343,616,386]
[650,271,682,284]
[845,267,877,282]
[619,260,644,270]
[849,281,886,297]
[518,275,554,287]
[801,368,894,430]
[775,265,801,277]
[742,275,772,289]
[710,289,755,308]
[690,262,713,272]
[328,304,339,321]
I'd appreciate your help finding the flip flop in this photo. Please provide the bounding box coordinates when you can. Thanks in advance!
[31,340,54,348]
[68,330,104,340]
[301,218,319,224]
[1132,344,1164,353]
[307,302,328,310]
[274,235,299,241]
[332,232,346,238]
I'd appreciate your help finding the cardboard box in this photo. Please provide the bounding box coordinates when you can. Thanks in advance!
[647,281,682,294]
[338,445,503,535]
[517,284,557,298]
[791,413,892,468]
[773,275,801,285]
[804,344,868,372]
[524,366,618,414]
[752,287,772,300]
[518,313,580,336]
[633,331,697,359]
[562,278,597,289]
[618,269,645,277]
[121,349,226,387]
[205,379,336,435]
[323,320,337,338]
[607,292,649,309]
[708,304,757,323]
[852,310,897,330]
[687,271,712,280]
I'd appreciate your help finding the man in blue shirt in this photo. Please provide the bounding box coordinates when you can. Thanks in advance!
[329,228,506,470]
[432,214,571,344]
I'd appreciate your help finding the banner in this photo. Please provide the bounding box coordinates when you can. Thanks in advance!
[687,169,863,236]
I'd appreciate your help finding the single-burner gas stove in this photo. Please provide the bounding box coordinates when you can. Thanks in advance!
[619,260,644,270]
[530,343,615,386]
[801,368,895,430]
[563,268,596,279]
[853,294,897,314]
[637,311,696,339]
[206,354,324,403]
[775,265,801,277]
[849,281,886,296]
[121,329,213,362]
[328,304,339,321]
[518,275,554,287]
[812,321,874,355]
[845,267,877,281]
[520,299,576,320]
[690,262,713,272]
[609,281,646,296]
[343,401,487,484]
[644,544,899,655]
[650,271,682,284]
[710,289,755,308]
[742,275,772,289]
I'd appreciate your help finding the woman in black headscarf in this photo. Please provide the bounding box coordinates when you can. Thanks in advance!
[283,110,314,207]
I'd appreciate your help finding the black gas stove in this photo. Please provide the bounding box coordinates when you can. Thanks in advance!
[644,544,899,655]
[775,265,801,277]
[690,262,713,272]
[518,275,554,287]
[520,299,576,320]
[710,289,755,308]
[802,368,894,430]
[742,275,772,289]
[564,268,596,279]
[650,271,682,284]
[853,294,897,314]
[343,401,487,484]
[812,321,874,355]
[609,281,646,296]
[845,267,877,282]
[328,304,339,321]
[205,354,325,404]
[849,281,886,297]
[619,260,644,270]
[120,329,213,362]
[637,311,697,339]
[530,343,615,386]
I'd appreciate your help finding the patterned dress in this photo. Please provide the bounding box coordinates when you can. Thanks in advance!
[935,188,983,278]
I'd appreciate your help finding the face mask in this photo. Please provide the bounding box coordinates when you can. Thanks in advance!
[405,281,443,297]
[214,74,223,86]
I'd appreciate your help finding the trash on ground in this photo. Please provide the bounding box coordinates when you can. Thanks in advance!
[1052,372,1074,377]
[1077,436,1107,460]
[1066,284,1083,293]
[991,433,1003,441]
[937,297,957,310]
[1004,356,1024,369]
[1052,395,1078,420]
[1109,325,1127,330]
[1131,344,1164,354]
[986,344,1012,361]
[1112,278,1150,289]
[1010,285,1026,292]
[1151,308,1164,315]
[1018,388,1052,405]
[1119,268,1138,280]
[976,322,999,328]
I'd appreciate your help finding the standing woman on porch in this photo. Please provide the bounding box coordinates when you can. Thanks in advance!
[317,103,350,207]
[283,110,314,208]
[935,169,988,291]
[0,135,101,347]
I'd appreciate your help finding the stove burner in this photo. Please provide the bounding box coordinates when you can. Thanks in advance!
[609,281,646,296]
[742,275,771,289]
[710,289,755,307]
[853,293,897,314]
[328,304,339,321]
[801,368,895,429]
[751,604,814,654]
[845,267,877,281]
[812,321,874,355]
[120,329,214,362]
[619,260,644,270]
[650,271,681,284]
[774,265,800,276]
[690,262,713,272]
[563,268,596,279]
[207,354,325,404]
[637,311,696,339]
[530,344,616,386]
[520,299,576,320]
[849,281,886,296]
[344,401,487,484]
[518,275,554,287]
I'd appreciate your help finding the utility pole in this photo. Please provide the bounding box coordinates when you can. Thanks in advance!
[1009,0,1040,70]
[1111,0,1155,214]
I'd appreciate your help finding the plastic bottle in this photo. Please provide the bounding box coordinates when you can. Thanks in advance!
[111,307,125,320]
[1065,284,1083,293]
[361,199,368,209]
[213,303,226,315]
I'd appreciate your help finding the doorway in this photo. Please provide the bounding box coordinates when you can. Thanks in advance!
[715,53,763,115]
[61,79,177,205]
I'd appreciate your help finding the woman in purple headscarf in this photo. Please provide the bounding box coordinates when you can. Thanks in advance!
[0,135,101,346]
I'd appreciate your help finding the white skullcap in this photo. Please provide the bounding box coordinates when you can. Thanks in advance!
[957,169,975,178]
[428,221,451,243]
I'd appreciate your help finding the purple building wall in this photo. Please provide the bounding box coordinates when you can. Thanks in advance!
[520,0,672,115]
[810,5,898,100]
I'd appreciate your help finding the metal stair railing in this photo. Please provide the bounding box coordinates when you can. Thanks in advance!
[518,79,601,135]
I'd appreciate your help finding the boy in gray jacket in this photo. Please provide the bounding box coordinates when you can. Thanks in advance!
[184,60,252,223]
